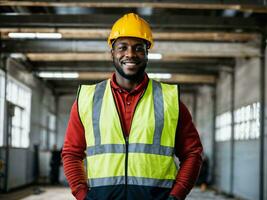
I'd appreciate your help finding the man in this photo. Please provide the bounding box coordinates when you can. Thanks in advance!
[62,13,203,200]
[50,144,62,184]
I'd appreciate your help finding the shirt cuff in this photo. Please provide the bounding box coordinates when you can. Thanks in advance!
[74,186,88,200]
[170,191,183,200]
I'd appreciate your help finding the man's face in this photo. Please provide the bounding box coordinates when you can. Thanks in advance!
[111,37,148,81]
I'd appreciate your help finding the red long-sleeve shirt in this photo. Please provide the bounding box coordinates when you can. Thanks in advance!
[62,74,203,200]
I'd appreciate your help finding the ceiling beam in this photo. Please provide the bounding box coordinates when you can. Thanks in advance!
[31,63,221,75]
[26,53,111,61]
[0,1,267,13]
[169,74,216,84]
[0,28,260,42]
[1,40,259,57]
[0,14,261,30]
[40,71,216,84]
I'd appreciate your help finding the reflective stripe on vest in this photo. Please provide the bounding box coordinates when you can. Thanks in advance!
[78,79,179,188]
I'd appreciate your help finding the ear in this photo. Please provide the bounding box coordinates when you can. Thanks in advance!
[110,49,114,59]
[145,48,149,59]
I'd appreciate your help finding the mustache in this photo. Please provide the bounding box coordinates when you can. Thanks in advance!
[121,58,140,62]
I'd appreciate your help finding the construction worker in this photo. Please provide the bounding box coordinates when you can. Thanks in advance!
[62,13,203,200]
[49,144,62,184]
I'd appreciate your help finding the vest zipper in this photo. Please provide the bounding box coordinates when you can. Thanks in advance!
[125,136,129,200]
[123,84,147,200]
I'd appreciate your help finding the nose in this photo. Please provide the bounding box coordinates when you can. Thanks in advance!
[125,46,136,58]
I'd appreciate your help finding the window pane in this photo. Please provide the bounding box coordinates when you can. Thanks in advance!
[11,127,20,147]
[49,132,56,149]
[7,76,31,148]
[49,114,56,130]
[0,72,4,146]
[233,102,260,141]
[6,81,12,102]
[18,88,25,107]
[12,82,18,104]
[21,129,29,148]
[40,129,47,150]
[215,112,232,142]
[21,110,27,129]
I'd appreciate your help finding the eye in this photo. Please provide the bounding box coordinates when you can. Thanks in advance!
[135,45,146,52]
[116,45,128,52]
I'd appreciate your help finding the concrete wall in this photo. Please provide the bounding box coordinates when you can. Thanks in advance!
[214,57,261,200]
[215,71,232,192]
[215,141,231,193]
[233,140,259,200]
[196,86,214,158]
[217,71,232,114]
[195,86,214,183]
[31,85,55,150]
[180,93,194,119]
[57,95,76,148]
[233,58,260,200]
[194,57,262,199]
[7,148,34,189]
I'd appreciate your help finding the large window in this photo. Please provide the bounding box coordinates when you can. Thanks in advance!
[215,112,232,142]
[215,102,260,142]
[5,76,31,148]
[40,113,56,150]
[48,114,56,149]
[234,102,260,140]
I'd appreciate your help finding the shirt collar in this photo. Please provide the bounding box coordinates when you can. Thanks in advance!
[110,73,149,94]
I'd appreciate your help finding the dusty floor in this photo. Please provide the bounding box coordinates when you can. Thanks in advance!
[0,186,239,200]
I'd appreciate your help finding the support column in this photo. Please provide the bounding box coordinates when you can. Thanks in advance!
[230,65,236,196]
[211,83,217,185]
[55,94,59,146]
[1,54,9,192]
[259,33,266,200]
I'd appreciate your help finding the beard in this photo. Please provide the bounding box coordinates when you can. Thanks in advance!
[113,58,147,81]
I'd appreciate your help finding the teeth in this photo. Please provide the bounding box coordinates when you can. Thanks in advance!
[124,63,136,66]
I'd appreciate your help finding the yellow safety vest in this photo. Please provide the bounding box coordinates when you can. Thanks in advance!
[78,79,179,189]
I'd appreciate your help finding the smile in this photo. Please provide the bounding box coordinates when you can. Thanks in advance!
[122,61,140,66]
[124,62,137,67]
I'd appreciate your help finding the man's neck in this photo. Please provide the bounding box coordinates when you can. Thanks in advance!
[115,72,144,91]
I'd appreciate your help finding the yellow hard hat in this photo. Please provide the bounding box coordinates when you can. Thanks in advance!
[108,13,154,49]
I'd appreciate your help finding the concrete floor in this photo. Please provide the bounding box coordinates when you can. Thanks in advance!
[187,188,237,200]
[20,186,75,200]
[0,186,239,200]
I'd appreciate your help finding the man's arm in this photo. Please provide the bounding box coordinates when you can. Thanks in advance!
[170,101,203,200]
[62,100,88,200]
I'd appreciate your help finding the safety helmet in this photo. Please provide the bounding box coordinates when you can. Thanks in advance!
[108,13,154,49]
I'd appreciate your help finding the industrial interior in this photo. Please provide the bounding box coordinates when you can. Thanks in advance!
[0,1,267,200]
